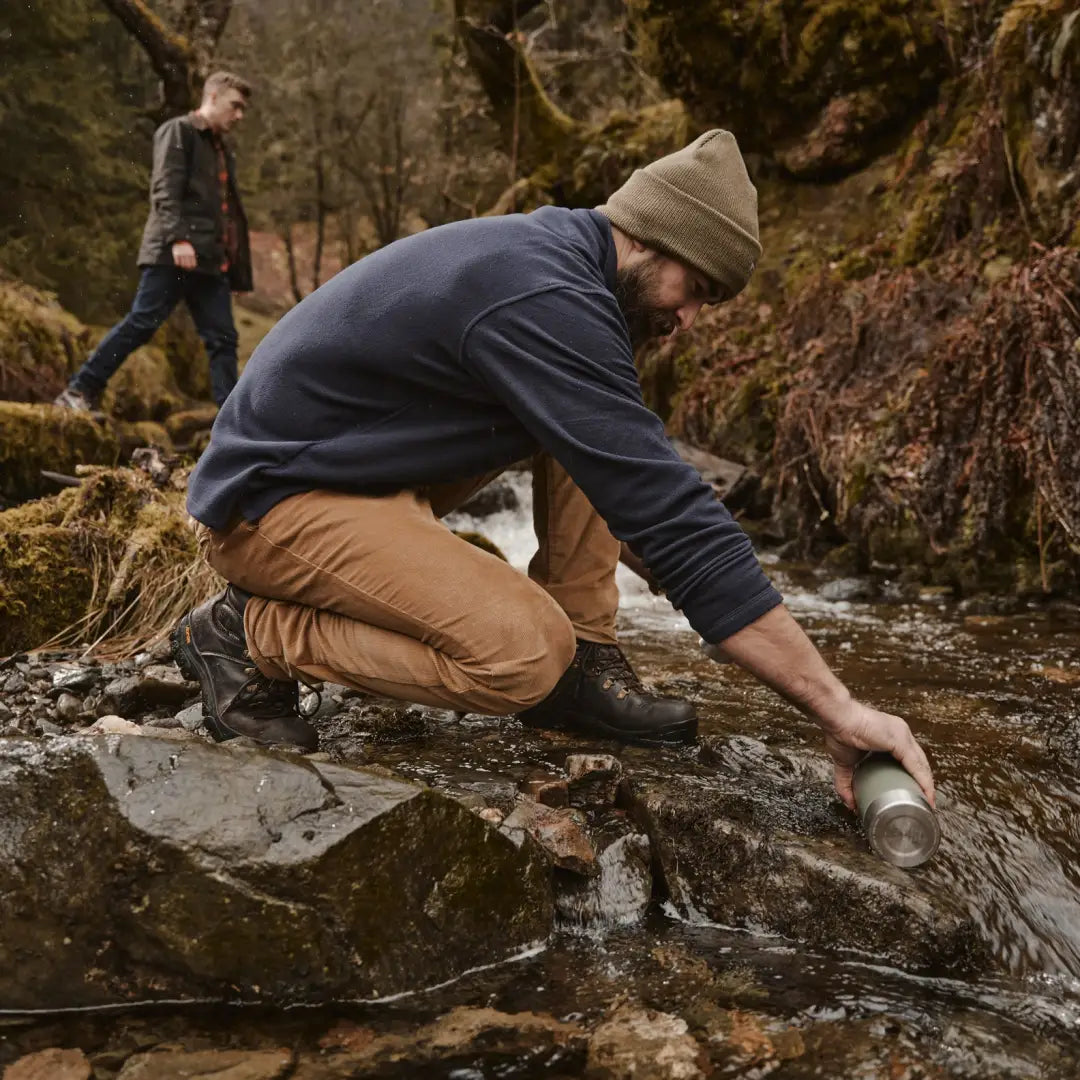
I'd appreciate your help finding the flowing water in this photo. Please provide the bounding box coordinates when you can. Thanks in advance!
[5,471,1080,1075]
[443,472,1080,1069]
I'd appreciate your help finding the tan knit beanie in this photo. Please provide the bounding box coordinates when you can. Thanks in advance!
[597,130,762,298]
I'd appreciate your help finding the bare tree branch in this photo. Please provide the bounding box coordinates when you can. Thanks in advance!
[100,0,234,116]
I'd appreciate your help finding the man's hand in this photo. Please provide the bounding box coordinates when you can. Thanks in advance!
[816,698,935,812]
[171,241,197,269]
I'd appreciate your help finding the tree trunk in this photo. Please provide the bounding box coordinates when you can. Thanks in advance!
[100,0,234,116]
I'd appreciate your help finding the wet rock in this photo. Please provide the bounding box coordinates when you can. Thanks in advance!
[50,666,99,694]
[3,672,27,694]
[80,715,140,734]
[174,703,205,731]
[143,713,183,729]
[918,585,955,602]
[3,1048,92,1080]
[294,1007,584,1078]
[117,1048,293,1079]
[101,669,194,714]
[0,736,552,1009]
[346,702,427,743]
[566,753,622,809]
[522,775,570,808]
[627,767,989,974]
[819,577,878,602]
[555,814,652,927]
[586,1003,707,1080]
[457,475,521,517]
[501,798,596,875]
[53,692,82,724]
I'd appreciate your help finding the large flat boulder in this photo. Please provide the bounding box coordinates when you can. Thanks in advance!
[0,736,552,1010]
[624,738,990,975]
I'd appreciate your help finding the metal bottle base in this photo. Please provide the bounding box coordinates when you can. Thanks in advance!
[860,788,940,868]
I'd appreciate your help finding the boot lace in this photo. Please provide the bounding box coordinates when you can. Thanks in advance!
[580,642,645,700]
[235,669,321,720]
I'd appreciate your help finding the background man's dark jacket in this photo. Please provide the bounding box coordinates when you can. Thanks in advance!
[136,112,252,292]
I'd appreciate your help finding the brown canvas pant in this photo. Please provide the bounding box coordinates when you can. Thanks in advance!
[195,455,620,714]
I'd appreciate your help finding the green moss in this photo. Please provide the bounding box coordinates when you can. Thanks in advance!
[0,402,119,505]
[0,278,91,401]
[0,523,99,654]
[628,0,949,176]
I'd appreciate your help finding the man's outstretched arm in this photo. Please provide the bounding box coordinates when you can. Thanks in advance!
[708,605,935,810]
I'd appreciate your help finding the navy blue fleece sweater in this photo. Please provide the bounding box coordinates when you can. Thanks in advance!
[187,206,782,642]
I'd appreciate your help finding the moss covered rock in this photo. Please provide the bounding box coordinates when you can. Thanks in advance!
[995,0,1080,241]
[0,509,97,656]
[0,466,209,655]
[0,401,119,505]
[0,277,91,401]
[629,0,950,177]
[0,736,553,1009]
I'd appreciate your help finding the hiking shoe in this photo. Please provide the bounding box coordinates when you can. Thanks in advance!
[171,585,319,751]
[519,640,697,747]
[53,386,103,413]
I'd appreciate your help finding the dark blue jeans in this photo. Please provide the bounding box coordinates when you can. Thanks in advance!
[71,265,239,406]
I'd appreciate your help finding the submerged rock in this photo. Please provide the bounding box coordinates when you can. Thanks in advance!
[0,736,552,1009]
[3,1048,92,1080]
[586,1003,707,1080]
[293,1006,585,1078]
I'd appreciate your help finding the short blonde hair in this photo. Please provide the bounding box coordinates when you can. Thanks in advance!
[202,71,252,101]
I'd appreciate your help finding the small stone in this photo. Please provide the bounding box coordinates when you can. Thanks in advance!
[586,1004,706,1080]
[36,718,64,736]
[134,651,153,669]
[819,577,876,602]
[103,673,194,714]
[4,1047,92,1080]
[918,585,954,602]
[116,1048,293,1079]
[521,777,569,808]
[477,807,505,825]
[144,714,183,729]
[3,672,28,694]
[565,753,622,809]
[501,798,596,875]
[175,703,206,731]
[51,667,99,694]
[148,638,174,663]
[54,692,82,724]
[82,715,141,735]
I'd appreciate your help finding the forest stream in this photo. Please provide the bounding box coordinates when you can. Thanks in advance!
[3,471,1080,1078]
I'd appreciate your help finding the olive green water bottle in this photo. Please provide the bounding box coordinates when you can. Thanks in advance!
[853,752,940,868]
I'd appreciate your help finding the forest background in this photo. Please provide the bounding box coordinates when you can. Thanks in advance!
[3,0,1080,605]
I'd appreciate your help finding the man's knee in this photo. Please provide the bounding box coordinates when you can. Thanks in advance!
[483,597,576,709]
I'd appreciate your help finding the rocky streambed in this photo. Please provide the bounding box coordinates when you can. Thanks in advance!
[2,476,1080,1077]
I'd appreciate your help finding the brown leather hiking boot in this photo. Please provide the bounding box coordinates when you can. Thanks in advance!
[172,585,319,751]
[518,640,697,747]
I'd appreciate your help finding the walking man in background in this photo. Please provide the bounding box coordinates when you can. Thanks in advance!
[174,130,935,812]
[55,71,253,412]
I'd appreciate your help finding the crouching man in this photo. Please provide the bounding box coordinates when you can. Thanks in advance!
[174,131,934,811]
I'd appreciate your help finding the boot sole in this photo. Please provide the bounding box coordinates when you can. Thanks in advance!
[171,615,245,743]
[520,709,697,748]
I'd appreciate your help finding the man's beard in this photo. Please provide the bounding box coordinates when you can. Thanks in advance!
[613,258,677,350]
